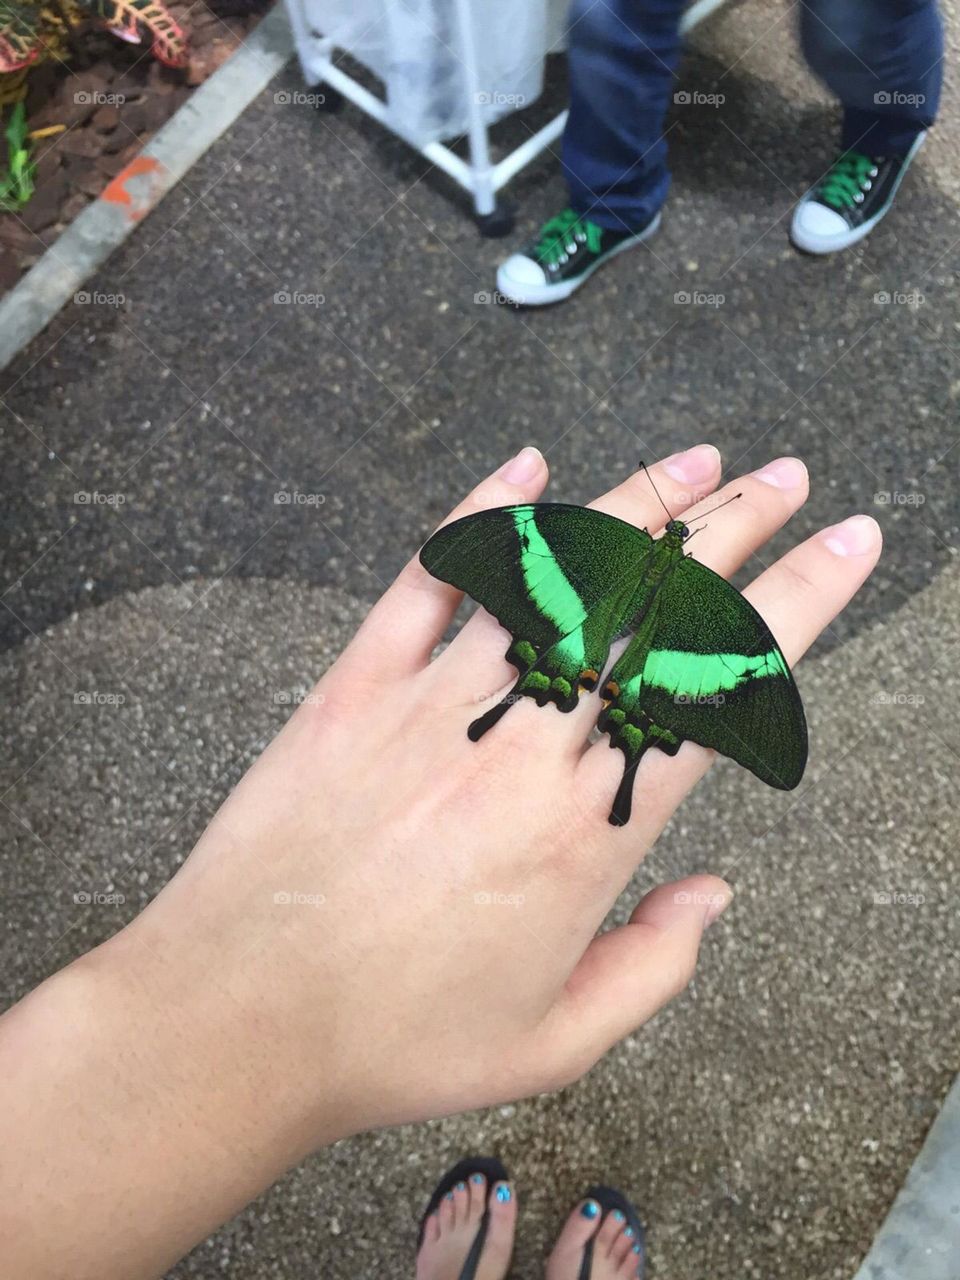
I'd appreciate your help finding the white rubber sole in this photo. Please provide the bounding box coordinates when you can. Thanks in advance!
[789,132,926,256]
[496,212,662,306]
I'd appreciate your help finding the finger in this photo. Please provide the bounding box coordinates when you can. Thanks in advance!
[341,447,548,681]
[538,876,732,1074]
[589,441,722,526]
[577,513,882,844]
[432,443,723,691]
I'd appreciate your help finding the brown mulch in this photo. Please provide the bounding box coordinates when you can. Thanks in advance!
[0,0,274,293]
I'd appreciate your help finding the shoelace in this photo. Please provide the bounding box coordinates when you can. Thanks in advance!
[817,151,880,210]
[534,208,604,266]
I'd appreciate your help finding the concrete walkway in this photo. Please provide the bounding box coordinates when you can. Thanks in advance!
[1,1,957,1276]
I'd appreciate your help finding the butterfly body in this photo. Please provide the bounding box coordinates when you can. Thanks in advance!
[420,503,806,826]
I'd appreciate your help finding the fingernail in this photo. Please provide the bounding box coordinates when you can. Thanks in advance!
[705,885,733,927]
[662,443,720,484]
[822,514,881,557]
[495,1182,512,1203]
[581,1199,600,1219]
[471,1173,484,1185]
[753,457,807,490]
[499,445,543,485]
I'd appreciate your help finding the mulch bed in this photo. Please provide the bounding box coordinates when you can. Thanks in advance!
[0,0,274,293]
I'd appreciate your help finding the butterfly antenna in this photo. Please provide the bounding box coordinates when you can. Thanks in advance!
[637,460,674,522]
[683,492,742,549]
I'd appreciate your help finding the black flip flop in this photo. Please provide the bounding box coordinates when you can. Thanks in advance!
[417,1155,510,1280]
[577,1184,646,1280]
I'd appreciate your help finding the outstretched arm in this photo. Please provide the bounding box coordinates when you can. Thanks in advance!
[0,444,880,1280]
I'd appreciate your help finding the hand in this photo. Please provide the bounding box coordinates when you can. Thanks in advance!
[1,443,880,1280]
[123,442,880,1125]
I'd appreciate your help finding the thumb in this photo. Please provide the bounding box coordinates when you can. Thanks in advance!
[539,875,732,1081]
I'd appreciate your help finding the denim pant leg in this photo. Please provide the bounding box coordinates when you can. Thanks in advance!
[800,0,943,155]
[562,0,689,231]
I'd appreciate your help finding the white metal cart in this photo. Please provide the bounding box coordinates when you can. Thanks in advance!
[283,0,731,235]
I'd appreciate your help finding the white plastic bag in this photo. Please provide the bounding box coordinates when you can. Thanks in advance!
[300,0,569,142]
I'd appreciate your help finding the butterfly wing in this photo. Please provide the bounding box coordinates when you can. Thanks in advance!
[599,554,807,825]
[420,504,655,731]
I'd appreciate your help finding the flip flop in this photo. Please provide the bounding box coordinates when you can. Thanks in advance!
[577,1184,646,1280]
[417,1155,510,1280]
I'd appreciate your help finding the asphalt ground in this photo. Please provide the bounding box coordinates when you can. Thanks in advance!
[1,1,958,1276]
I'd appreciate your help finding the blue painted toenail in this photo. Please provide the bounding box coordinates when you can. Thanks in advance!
[445,1192,454,1201]
[625,1227,634,1238]
[581,1200,599,1219]
[613,1210,625,1222]
[455,1182,466,1191]
[633,1244,642,1254]
[471,1174,484,1184]
[495,1184,512,1203]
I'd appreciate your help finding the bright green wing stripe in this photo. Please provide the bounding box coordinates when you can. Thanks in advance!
[633,647,789,699]
[511,505,587,635]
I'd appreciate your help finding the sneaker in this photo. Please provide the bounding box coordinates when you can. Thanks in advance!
[496,207,661,306]
[790,133,925,255]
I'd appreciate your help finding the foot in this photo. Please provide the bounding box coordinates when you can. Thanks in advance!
[789,133,925,255]
[416,1175,517,1280]
[545,1196,644,1280]
[496,207,661,306]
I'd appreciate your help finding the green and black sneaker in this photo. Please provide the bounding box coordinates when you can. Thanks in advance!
[790,133,925,255]
[496,206,661,306]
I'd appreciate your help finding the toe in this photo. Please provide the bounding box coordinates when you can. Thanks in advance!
[596,1208,624,1255]
[622,1240,644,1276]
[452,1179,470,1227]
[552,1197,604,1258]
[477,1181,517,1280]
[439,1189,456,1231]
[467,1172,487,1222]
[610,1220,635,1267]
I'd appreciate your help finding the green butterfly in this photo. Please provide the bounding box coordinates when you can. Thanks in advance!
[419,496,807,826]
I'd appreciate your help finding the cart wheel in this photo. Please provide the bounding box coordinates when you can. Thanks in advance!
[313,84,344,114]
[475,202,516,238]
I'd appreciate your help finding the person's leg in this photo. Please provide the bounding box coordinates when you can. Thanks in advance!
[790,0,942,253]
[800,0,943,156]
[562,0,689,232]
[495,0,688,305]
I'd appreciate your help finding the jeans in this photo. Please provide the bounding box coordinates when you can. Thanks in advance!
[562,0,944,231]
